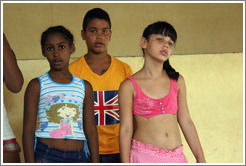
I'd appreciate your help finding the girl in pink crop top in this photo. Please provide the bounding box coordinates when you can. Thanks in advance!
[128,75,178,118]
[119,21,206,163]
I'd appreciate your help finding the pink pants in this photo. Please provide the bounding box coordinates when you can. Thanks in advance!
[130,139,188,163]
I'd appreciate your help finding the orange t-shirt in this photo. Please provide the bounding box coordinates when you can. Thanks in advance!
[69,55,133,154]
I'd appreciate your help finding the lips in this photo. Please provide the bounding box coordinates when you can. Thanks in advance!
[160,50,168,56]
[94,42,104,47]
[53,59,62,65]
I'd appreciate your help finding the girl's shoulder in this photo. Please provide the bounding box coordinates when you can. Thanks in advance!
[176,74,186,90]
[119,76,135,93]
[122,70,144,84]
[71,74,86,87]
[28,77,40,87]
[26,77,40,95]
[83,79,93,91]
[177,73,184,82]
[120,76,133,88]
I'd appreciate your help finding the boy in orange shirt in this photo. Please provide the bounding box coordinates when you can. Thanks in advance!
[69,8,132,163]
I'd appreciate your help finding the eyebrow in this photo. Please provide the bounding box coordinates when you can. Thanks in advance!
[87,27,110,30]
[156,35,174,41]
[44,41,68,46]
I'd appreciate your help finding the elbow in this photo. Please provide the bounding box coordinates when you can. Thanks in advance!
[12,83,23,93]
[119,125,133,139]
[84,123,98,138]
[6,79,24,93]
[178,116,193,128]
[16,76,24,92]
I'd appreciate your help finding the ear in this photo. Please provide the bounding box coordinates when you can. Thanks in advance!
[71,44,76,54]
[140,37,147,49]
[109,30,112,41]
[81,30,86,40]
[42,49,46,57]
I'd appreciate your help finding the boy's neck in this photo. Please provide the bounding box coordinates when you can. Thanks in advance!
[84,52,110,63]
[84,52,111,76]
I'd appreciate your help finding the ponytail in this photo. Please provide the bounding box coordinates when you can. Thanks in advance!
[163,60,179,81]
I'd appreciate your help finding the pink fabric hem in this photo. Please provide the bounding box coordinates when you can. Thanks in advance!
[130,139,188,163]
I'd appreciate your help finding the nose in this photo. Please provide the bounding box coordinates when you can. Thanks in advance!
[96,34,102,39]
[163,41,169,49]
[53,48,59,56]
[96,31,103,39]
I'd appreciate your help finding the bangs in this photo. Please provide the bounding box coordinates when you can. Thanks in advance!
[143,21,177,43]
[159,27,177,43]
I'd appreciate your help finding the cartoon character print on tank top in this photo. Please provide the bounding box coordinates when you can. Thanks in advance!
[35,73,86,140]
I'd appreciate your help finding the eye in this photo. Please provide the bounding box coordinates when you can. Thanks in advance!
[156,38,163,42]
[46,47,54,51]
[59,45,66,50]
[168,42,173,46]
[102,29,110,34]
[89,29,97,34]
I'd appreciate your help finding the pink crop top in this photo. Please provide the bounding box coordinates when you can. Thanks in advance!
[128,76,178,119]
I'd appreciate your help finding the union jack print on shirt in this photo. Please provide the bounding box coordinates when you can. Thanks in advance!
[94,90,120,126]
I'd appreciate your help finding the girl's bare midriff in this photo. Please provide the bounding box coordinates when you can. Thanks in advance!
[133,114,182,150]
[38,137,84,150]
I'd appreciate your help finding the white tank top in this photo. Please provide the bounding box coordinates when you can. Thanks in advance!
[3,102,15,140]
[35,72,86,140]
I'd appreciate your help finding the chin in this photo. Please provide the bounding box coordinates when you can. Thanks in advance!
[163,56,170,61]
[92,50,106,54]
[53,67,64,71]
[158,57,168,63]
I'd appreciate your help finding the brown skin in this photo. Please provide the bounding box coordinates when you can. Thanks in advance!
[22,33,99,163]
[3,33,24,93]
[81,19,112,75]
[3,33,23,163]
[3,152,20,163]
[22,77,39,163]
[82,80,99,162]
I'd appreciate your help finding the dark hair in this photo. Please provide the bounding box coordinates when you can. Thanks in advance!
[142,21,179,81]
[83,8,111,31]
[41,25,74,50]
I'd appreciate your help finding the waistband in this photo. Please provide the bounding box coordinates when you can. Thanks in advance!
[131,139,184,157]
[3,138,17,145]
[3,138,21,153]
[36,139,84,153]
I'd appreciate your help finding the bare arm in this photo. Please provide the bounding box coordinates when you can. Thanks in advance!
[83,80,99,163]
[22,78,40,163]
[177,75,206,163]
[3,33,24,93]
[119,79,134,163]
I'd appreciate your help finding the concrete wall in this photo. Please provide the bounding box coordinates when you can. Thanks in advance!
[3,53,243,163]
[2,2,244,163]
[3,3,243,59]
